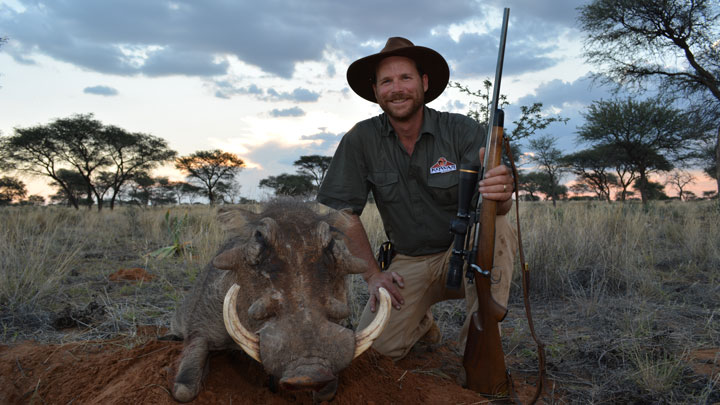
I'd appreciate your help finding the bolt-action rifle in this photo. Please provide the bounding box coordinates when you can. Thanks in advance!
[446,9,547,402]
[446,7,511,397]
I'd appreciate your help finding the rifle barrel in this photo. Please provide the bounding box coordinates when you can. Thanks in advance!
[482,7,510,172]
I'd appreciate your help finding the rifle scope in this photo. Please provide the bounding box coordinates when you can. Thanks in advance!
[446,164,480,289]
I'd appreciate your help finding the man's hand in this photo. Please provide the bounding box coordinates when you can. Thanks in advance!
[478,147,513,203]
[341,213,406,312]
[366,270,404,312]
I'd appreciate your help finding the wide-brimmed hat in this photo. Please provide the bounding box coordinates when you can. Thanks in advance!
[346,37,449,104]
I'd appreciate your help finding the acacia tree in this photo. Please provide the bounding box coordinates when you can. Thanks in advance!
[99,126,176,209]
[577,98,702,203]
[519,171,549,201]
[49,169,89,207]
[293,155,332,190]
[216,177,243,204]
[579,0,720,196]
[700,140,718,183]
[51,114,110,210]
[0,176,27,205]
[165,181,202,205]
[666,170,695,201]
[175,150,245,205]
[633,178,668,200]
[123,171,154,206]
[259,173,314,197]
[563,145,620,202]
[2,124,82,209]
[3,114,175,210]
[149,177,178,206]
[606,148,638,202]
[528,135,566,206]
[23,195,45,206]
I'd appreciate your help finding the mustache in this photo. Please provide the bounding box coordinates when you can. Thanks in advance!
[386,91,412,102]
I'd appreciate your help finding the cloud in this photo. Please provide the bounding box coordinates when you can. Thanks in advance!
[141,47,229,77]
[426,29,559,78]
[300,128,344,152]
[516,73,614,109]
[213,82,320,102]
[269,107,305,117]
[504,73,622,153]
[83,85,119,96]
[1,0,584,79]
[267,88,320,102]
[214,82,263,99]
[484,0,588,29]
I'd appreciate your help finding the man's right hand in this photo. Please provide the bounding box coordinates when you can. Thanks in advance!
[366,270,404,312]
[338,213,405,313]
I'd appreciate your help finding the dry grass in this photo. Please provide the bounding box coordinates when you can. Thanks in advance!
[0,207,84,311]
[521,201,719,304]
[505,201,719,403]
[0,200,718,403]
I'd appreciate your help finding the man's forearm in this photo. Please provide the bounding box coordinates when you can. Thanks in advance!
[344,214,382,281]
[497,197,512,216]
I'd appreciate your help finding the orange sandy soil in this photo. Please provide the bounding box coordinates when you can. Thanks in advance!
[0,330,547,405]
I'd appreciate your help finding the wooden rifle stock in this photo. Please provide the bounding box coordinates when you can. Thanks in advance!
[463,110,510,396]
[463,7,510,395]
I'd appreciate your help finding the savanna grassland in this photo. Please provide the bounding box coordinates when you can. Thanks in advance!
[0,200,718,404]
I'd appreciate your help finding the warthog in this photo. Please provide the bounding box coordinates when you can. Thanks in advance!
[168,199,390,402]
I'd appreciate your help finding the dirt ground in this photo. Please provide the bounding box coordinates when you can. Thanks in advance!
[0,329,546,405]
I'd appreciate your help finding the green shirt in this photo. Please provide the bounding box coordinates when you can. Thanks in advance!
[318,106,486,256]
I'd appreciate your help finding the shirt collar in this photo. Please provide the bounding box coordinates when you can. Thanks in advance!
[381,106,439,139]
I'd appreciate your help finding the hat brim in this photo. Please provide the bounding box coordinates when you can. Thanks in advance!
[346,46,449,104]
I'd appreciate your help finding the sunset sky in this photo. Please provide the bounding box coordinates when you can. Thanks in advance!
[0,0,715,200]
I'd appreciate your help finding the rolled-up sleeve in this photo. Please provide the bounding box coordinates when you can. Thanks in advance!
[317,124,370,216]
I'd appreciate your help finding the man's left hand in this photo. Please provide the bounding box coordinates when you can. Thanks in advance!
[478,147,513,202]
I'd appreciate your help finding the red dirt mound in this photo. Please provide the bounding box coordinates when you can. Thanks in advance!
[109,268,155,283]
[0,336,545,404]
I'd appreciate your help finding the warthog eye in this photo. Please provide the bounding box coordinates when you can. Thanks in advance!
[248,293,279,321]
[245,228,271,265]
[325,238,336,256]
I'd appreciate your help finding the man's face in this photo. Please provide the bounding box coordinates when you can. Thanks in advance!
[372,56,429,123]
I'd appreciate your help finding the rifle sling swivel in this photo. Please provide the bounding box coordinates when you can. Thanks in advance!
[470,263,490,277]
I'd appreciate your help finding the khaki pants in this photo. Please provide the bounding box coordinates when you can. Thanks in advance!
[357,215,517,360]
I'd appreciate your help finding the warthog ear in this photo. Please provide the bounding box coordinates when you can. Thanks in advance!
[330,237,366,275]
[326,208,354,233]
[316,221,332,249]
[322,207,366,275]
[213,217,278,270]
[212,246,243,270]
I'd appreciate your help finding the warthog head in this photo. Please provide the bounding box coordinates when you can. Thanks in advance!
[170,200,390,402]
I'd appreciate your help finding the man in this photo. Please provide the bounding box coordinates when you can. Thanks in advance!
[318,37,517,363]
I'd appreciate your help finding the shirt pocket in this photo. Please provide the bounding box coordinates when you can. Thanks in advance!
[427,171,459,207]
[368,171,400,205]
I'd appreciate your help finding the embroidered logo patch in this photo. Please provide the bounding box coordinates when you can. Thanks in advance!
[429,157,457,174]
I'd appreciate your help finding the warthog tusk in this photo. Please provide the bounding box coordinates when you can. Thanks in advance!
[353,287,391,359]
[223,283,261,363]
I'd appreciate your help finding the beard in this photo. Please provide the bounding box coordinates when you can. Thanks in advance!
[377,90,425,122]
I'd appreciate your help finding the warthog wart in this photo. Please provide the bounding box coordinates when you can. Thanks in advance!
[167,199,390,402]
